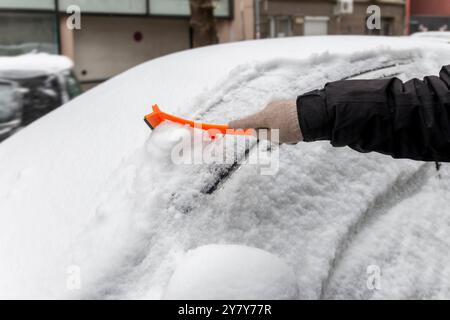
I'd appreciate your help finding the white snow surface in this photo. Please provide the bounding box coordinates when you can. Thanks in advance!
[1,36,450,299]
[0,53,73,77]
[411,31,450,41]
[163,244,298,300]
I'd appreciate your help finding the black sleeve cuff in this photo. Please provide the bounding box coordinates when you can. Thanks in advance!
[296,89,332,142]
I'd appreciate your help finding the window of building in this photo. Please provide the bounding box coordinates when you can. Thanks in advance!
[213,0,230,17]
[0,0,232,18]
[58,0,147,15]
[0,0,55,10]
[149,0,189,16]
[149,0,230,18]
[0,12,58,55]
[269,16,293,38]
[410,16,450,34]
[381,17,394,35]
[304,16,329,36]
[366,17,394,36]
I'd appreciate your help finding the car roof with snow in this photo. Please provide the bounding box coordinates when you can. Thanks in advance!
[0,36,450,299]
[0,53,74,79]
[411,31,450,44]
[411,31,450,38]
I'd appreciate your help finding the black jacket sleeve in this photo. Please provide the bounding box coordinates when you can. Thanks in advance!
[297,65,450,162]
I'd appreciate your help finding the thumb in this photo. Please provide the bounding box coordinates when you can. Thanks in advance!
[228,111,266,129]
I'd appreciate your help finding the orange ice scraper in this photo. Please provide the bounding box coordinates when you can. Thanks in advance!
[144,104,254,139]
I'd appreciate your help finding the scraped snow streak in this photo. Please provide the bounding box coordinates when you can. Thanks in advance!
[0,37,450,299]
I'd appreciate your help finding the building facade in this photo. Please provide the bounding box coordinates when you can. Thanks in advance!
[1,1,411,90]
[256,0,405,38]
[0,0,254,90]
[409,0,450,34]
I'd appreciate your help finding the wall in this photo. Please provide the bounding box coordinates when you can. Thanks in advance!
[338,1,405,35]
[70,15,190,88]
[60,16,75,61]
[411,0,450,16]
[259,0,405,37]
[217,0,255,42]
[410,0,450,33]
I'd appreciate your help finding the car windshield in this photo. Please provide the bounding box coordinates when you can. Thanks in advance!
[0,82,17,122]
[65,71,82,99]
[14,74,63,126]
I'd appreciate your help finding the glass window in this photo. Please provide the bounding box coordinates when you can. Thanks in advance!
[269,16,293,38]
[58,0,147,15]
[0,0,55,10]
[0,0,231,17]
[149,0,189,16]
[0,12,58,55]
[0,81,18,122]
[365,17,393,36]
[149,0,230,17]
[213,0,230,17]
[65,72,83,100]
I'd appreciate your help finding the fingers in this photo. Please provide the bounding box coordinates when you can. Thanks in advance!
[228,100,301,145]
[228,122,280,144]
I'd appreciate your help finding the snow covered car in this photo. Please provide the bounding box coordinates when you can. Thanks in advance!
[411,31,450,44]
[0,79,22,141]
[0,36,450,300]
[0,53,82,139]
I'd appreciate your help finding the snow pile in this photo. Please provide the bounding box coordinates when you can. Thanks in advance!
[0,36,450,299]
[0,53,73,78]
[163,245,298,300]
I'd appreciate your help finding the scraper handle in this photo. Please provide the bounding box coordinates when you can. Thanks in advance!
[144,104,254,139]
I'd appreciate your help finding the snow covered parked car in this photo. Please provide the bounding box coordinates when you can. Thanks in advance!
[411,31,450,44]
[0,36,450,299]
[0,53,82,141]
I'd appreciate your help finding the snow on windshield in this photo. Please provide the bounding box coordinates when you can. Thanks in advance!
[0,37,450,299]
[72,49,450,299]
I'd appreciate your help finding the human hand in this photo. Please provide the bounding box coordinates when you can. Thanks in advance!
[228,100,303,144]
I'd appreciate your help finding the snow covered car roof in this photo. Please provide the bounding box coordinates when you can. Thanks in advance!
[0,53,74,79]
[411,31,450,38]
[411,31,450,43]
[0,36,450,299]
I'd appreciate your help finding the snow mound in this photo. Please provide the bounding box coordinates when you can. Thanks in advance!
[163,244,298,300]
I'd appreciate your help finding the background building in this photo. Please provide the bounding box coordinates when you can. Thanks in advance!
[255,0,405,38]
[1,0,413,90]
[409,0,450,34]
[0,0,254,90]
